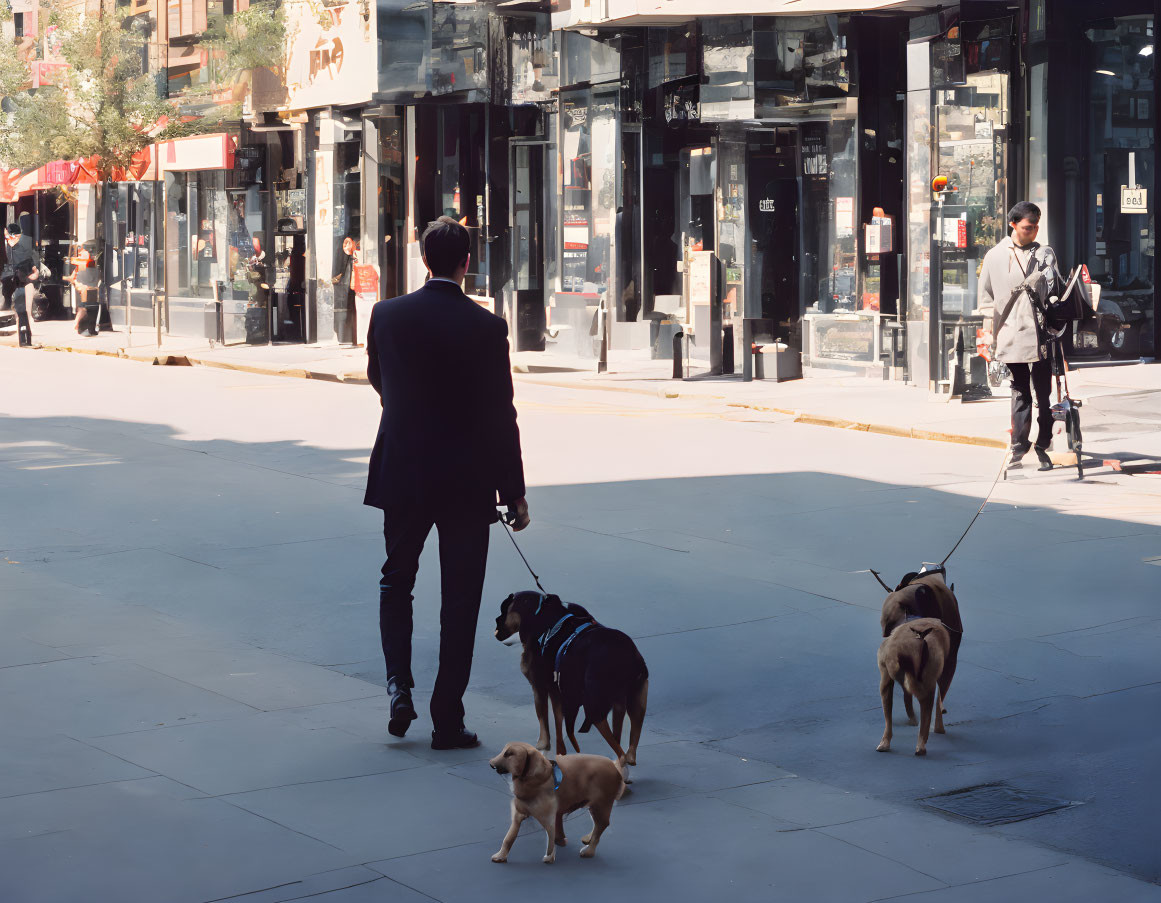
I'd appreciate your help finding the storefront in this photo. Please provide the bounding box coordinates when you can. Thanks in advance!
[161,132,270,343]
[905,9,1016,391]
[1029,0,1158,361]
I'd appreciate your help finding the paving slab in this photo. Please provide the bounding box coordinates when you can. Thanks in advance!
[88,715,426,797]
[876,860,1161,903]
[223,767,513,863]
[819,810,1069,886]
[0,777,354,903]
[0,734,154,800]
[0,657,258,738]
[370,794,946,903]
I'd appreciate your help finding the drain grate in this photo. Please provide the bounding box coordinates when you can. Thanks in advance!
[920,783,1079,826]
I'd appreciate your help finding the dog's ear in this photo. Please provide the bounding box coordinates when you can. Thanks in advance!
[522,746,553,785]
[500,593,514,613]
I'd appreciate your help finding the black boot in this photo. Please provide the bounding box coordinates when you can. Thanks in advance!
[387,679,417,738]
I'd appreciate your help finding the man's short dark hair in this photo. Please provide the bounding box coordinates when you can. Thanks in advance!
[5,223,21,236]
[421,216,470,278]
[1007,201,1041,226]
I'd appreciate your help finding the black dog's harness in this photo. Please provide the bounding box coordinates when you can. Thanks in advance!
[537,613,595,686]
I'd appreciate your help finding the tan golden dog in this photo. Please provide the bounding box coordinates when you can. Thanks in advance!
[489,741,625,864]
[876,618,951,756]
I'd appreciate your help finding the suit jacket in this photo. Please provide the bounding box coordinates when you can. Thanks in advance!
[364,279,525,522]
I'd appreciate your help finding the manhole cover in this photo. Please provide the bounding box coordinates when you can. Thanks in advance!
[920,783,1079,826]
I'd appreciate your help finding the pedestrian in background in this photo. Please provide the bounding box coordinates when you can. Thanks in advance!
[364,215,529,750]
[3,223,40,347]
[977,201,1063,470]
[65,240,102,337]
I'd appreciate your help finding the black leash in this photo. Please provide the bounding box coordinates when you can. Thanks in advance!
[938,448,1011,569]
[499,515,547,594]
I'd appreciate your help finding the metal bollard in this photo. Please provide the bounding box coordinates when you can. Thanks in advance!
[752,343,764,380]
[722,324,734,375]
[672,330,683,379]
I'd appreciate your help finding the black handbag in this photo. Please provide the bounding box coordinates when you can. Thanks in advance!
[1043,266,1093,331]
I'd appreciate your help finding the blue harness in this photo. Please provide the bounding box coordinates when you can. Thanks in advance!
[551,760,563,791]
[537,614,595,686]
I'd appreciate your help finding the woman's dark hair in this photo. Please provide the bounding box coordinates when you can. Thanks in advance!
[1007,201,1041,226]
[421,216,470,277]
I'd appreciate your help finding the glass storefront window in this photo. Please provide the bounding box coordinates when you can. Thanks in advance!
[1083,15,1155,358]
[754,16,851,108]
[702,18,755,122]
[647,26,697,88]
[430,1,489,97]
[507,15,558,106]
[716,139,747,363]
[376,0,429,99]
[562,31,621,88]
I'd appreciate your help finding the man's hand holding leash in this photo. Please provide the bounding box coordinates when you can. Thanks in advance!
[502,498,531,532]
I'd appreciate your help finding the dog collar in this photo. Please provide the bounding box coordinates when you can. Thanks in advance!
[904,613,924,623]
[550,760,562,791]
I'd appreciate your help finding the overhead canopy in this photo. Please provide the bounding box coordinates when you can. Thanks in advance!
[557,0,939,27]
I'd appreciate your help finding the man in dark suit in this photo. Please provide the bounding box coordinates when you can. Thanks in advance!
[365,216,529,750]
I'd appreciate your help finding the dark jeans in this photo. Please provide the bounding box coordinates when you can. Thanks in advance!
[1008,359,1054,453]
[379,509,490,733]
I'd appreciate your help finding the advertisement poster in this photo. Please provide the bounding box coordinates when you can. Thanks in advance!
[313,149,334,280]
[835,197,854,238]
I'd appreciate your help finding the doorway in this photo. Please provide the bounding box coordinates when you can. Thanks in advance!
[510,139,549,351]
[747,130,800,347]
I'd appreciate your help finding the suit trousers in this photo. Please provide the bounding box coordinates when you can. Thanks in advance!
[1008,359,1054,453]
[379,509,490,733]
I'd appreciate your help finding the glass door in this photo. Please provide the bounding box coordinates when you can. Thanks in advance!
[510,140,547,351]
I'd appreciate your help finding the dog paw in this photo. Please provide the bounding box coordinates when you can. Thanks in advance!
[556,834,567,846]
[536,738,551,751]
[581,833,593,845]
[876,740,890,752]
[543,853,556,864]
[625,752,637,766]
[914,748,926,757]
[934,725,946,735]
[580,845,596,859]
[491,853,508,863]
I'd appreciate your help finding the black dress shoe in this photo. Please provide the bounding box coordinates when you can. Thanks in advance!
[1034,447,1053,471]
[431,728,479,750]
[387,690,417,739]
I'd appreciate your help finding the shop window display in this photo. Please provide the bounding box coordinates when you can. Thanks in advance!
[1081,15,1156,359]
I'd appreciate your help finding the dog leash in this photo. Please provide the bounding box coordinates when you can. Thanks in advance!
[937,448,1012,569]
[499,515,548,594]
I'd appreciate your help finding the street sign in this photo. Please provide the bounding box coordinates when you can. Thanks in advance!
[1121,186,1148,213]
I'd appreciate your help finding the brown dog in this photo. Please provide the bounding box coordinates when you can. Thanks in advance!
[877,569,963,720]
[876,618,951,756]
[489,741,625,864]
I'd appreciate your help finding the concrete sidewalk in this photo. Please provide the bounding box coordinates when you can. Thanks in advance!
[5,561,1160,903]
[4,317,1159,459]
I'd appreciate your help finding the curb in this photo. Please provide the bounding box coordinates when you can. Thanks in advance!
[27,341,1001,449]
[727,403,1006,449]
[35,342,370,385]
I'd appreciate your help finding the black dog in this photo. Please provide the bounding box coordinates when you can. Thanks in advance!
[495,591,649,770]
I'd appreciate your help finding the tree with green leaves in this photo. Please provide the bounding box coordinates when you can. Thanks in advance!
[0,0,285,260]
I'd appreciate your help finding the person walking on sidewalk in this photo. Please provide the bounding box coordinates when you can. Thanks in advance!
[3,223,41,347]
[977,201,1063,470]
[364,216,529,751]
